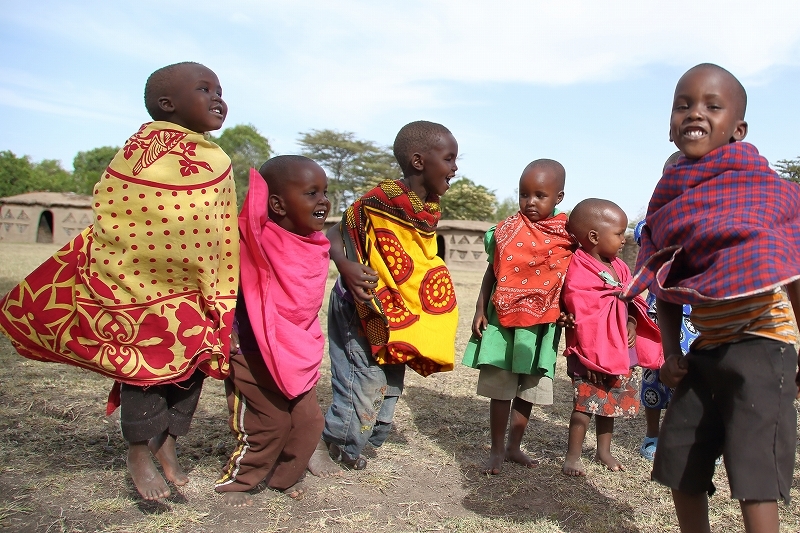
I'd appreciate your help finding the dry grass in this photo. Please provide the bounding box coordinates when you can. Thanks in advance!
[0,242,798,532]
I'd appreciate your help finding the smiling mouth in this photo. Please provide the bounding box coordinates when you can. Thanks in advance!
[312,210,327,219]
[210,107,224,116]
[682,128,706,139]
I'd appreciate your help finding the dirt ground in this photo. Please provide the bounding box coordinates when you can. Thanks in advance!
[0,242,798,533]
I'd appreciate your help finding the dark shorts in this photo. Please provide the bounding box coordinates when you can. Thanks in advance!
[652,338,797,503]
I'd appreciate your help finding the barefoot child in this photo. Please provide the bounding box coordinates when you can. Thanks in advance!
[462,159,575,475]
[214,156,334,505]
[561,199,662,476]
[624,63,800,533]
[322,121,459,470]
[0,62,239,500]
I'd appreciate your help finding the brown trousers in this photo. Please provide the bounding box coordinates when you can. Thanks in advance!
[215,350,324,493]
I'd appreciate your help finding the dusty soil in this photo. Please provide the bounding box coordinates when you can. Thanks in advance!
[0,243,798,533]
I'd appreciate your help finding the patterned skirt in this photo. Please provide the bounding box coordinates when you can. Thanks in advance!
[571,368,640,418]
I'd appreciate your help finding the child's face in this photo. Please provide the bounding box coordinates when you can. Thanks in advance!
[420,133,458,197]
[592,208,628,261]
[165,64,227,133]
[670,66,747,159]
[518,168,563,222]
[271,162,330,236]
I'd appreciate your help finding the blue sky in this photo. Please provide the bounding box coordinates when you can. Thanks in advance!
[2,1,799,220]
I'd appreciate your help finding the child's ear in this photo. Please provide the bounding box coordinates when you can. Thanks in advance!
[268,193,286,216]
[410,152,424,172]
[730,120,748,142]
[588,229,599,245]
[555,191,564,205]
[158,96,175,114]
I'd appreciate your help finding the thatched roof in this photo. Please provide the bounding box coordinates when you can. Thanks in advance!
[0,192,92,208]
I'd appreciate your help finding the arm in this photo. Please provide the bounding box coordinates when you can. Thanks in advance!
[326,223,378,303]
[471,264,495,337]
[656,297,688,388]
[784,280,800,398]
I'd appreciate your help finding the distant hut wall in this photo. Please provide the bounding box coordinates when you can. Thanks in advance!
[0,204,93,245]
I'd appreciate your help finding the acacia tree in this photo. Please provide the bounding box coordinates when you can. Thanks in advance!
[0,151,74,197]
[298,129,400,213]
[439,177,498,221]
[775,157,800,183]
[212,124,273,205]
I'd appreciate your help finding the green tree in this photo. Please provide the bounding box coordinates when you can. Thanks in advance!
[28,159,74,193]
[212,124,273,205]
[73,146,119,195]
[0,151,36,198]
[298,129,400,213]
[439,177,498,221]
[775,157,800,183]
[493,195,518,221]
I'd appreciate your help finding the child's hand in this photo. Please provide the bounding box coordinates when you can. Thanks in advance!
[659,354,688,388]
[627,320,636,347]
[585,369,608,385]
[557,312,576,329]
[339,259,379,303]
[471,311,488,338]
[230,329,240,355]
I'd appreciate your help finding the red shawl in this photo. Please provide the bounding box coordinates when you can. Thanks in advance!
[492,212,574,327]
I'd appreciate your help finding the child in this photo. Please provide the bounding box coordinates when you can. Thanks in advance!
[561,199,662,477]
[214,156,332,505]
[462,159,575,475]
[322,120,459,470]
[634,152,700,462]
[0,62,239,500]
[624,63,800,533]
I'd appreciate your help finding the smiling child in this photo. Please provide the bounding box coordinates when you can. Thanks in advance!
[625,63,800,533]
[0,62,239,500]
[321,121,460,471]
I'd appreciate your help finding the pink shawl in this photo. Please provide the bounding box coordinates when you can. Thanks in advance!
[562,249,662,374]
[238,168,330,399]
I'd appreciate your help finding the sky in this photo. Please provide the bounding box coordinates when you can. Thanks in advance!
[2,1,800,220]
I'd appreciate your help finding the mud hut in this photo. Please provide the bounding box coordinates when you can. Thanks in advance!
[0,192,93,246]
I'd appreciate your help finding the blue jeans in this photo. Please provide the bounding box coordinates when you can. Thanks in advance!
[322,289,405,460]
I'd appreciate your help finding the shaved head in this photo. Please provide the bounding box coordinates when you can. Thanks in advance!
[259,155,320,196]
[393,120,452,175]
[568,198,625,248]
[682,63,747,120]
[522,159,566,190]
[663,150,682,172]
[143,61,202,120]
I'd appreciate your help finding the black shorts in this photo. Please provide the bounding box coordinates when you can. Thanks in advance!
[652,337,797,503]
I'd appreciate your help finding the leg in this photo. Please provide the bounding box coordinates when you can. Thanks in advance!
[645,406,661,438]
[671,489,711,533]
[594,415,623,471]
[119,383,172,500]
[505,397,537,468]
[322,292,387,468]
[266,385,325,491]
[740,500,779,533]
[562,410,590,476]
[215,352,291,505]
[155,370,206,485]
[308,439,342,478]
[483,398,511,475]
[366,363,406,448]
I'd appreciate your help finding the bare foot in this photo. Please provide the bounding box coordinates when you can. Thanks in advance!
[149,432,189,486]
[594,451,624,471]
[308,440,342,478]
[221,491,254,507]
[562,456,586,477]
[127,442,170,500]
[505,448,539,468]
[283,482,306,500]
[482,448,504,475]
